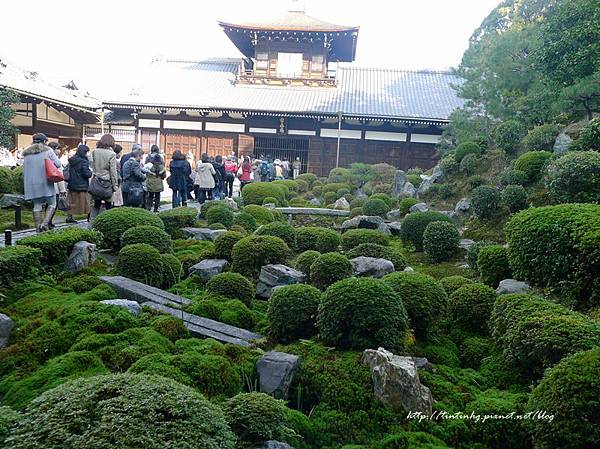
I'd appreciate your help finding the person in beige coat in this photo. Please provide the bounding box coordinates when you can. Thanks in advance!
[89,134,118,221]
[194,153,216,204]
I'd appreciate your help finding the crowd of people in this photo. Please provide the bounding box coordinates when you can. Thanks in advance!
[14,133,303,233]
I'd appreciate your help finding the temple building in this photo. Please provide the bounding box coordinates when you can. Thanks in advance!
[101,5,464,175]
[0,56,100,149]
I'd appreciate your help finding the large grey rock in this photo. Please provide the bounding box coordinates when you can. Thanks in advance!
[355,188,368,199]
[256,351,300,399]
[257,442,295,449]
[332,197,350,210]
[99,299,141,316]
[351,257,395,278]
[362,347,433,414]
[182,227,227,241]
[459,239,476,251]
[386,209,402,221]
[417,165,443,196]
[387,222,402,236]
[455,197,471,213]
[0,193,27,208]
[400,182,417,198]
[496,279,532,295]
[0,313,15,348]
[256,264,305,298]
[409,202,429,213]
[391,170,407,198]
[188,259,228,278]
[64,241,97,273]
[341,215,384,231]
[223,197,239,211]
[309,197,321,206]
[553,132,572,155]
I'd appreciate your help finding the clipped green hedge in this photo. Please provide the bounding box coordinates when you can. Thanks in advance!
[268,284,321,343]
[241,183,286,206]
[504,204,600,308]
[18,227,102,266]
[293,250,321,282]
[400,211,453,251]
[454,141,481,162]
[115,243,164,287]
[295,227,341,253]
[471,186,502,220]
[243,205,276,225]
[448,283,497,334]
[93,207,164,249]
[439,275,475,296]
[399,198,419,215]
[383,272,448,339]
[233,212,258,232]
[493,120,526,154]
[423,221,459,262]
[502,184,528,213]
[160,253,183,288]
[121,225,173,253]
[345,243,407,271]
[546,151,600,203]
[213,231,245,261]
[341,228,389,251]
[317,277,409,351]
[254,221,296,247]
[158,207,198,238]
[0,245,41,287]
[477,245,511,287]
[231,235,289,278]
[522,123,558,152]
[0,167,15,194]
[206,272,255,306]
[6,373,235,449]
[206,206,235,228]
[362,198,390,217]
[514,151,553,183]
[310,252,353,290]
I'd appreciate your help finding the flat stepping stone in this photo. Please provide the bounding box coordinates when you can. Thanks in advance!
[100,276,190,307]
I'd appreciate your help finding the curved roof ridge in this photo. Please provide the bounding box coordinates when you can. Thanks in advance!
[338,64,455,75]
[218,11,358,32]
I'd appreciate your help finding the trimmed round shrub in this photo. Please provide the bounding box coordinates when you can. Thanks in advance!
[233,212,257,232]
[289,197,307,207]
[350,197,367,209]
[213,231,245,261]
[17,227,102,266]
[471,186,502,220]
[63,274,103,294]
[477,245,511,287]
[322,182,351,194]
[92,207,164,250]
[152,315,189,341]
[310,252,353,290]
[243,205,275,225]
[522,123,559,151]
[491,294,600,380]
[400,211,453,251]
[350,207,363,217]
[268,284,321,342]
[448,283,497,333]
[206,206,235,228]
[254,222,295,247]
[459,153,477,175]
[454,141,481,162]
[466,240,496,272]
[0,245,41,287]
[121,225,173,253]
[297,172,317,187]
[399,197,419,215]
[493,120,526,154]
[262,196,278,206]
[546,151,600,203]
[0,167,14,194]
[439,275,475,296]
[526,347,600,449]
[293,250,321,281]
[231,235,289,278]
[341,228,389,251]
[362,198,390,217]
[323,191,337,204]
[570,116,600,152]
[345,243,407,271]
[224,392,291,443]
[206,272,255,306]
[199,200,232,219]
[439,153,459,175]
[504,204,600,308]
[407,174,422,187]
[459,336,493,369]
[423,221,460,262]
[369,193,393,208]
[468,175,485,189]
[115,243,164,287]
[317,277,409,351]
[295,227,340,253]
[514,151,553,183]
[208,223,226,230]
[6,373,235,449]
[242,183,286,206]
[497,169,528,187]
[159,207,198,238]
[160,253,183,288]
[383,272,448,338]
[502,184,528,213]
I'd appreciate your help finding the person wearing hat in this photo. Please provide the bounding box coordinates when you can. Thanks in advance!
[22,133,62,232]
[273,159,284,180]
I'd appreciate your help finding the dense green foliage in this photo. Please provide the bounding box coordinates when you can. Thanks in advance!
[345,243,407,271]
[115,244,164,287]
[502,184,528,213]
[362,198,390,217]
[293,250,321,281]
[399,197,419,215]
[295,227,341,253]
[254,221,296,247]
[92,207,164,249]
[268,284,321,342]
[231,235,289,278]
[514,151,553,183]
[422,221,460,262]
[241,183,287,206]
[18,227,102,266]
[310,252,353,290]
[400,211,453,251]
[121,225,173,253]
[206,206,235,228]
[545,150,600,203]
[477,245,512,287]
[493,120,526,154]
[341,228,389,251]
[205,272,255,306]
[439,275,475,296]
[0,246,41,287]
[471,186,502,220]
[449,283,497,334]
[213,230,245,261]
[317,277,409,351]
[233,211,258,232]
[158,207,198,238]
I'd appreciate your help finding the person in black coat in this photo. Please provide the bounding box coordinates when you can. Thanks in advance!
[169,150,192,207]
[122,150,147,207]
[66,144,92,222]
[212,155,226,200]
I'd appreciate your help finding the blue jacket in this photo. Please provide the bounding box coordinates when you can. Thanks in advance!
[169,159,191,191]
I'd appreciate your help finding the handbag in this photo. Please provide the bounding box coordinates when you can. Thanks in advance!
[45,158,64,183]
[62,164,70,182]
[88,175,113,200]
[57,193,70,211]
[128,186,144,207]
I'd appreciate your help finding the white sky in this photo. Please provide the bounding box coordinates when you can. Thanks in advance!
[1,0,499,97]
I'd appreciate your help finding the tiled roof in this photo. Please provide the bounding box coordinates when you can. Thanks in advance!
[218,11,358,32]
[105,58,464,122]
[0,55,100,111]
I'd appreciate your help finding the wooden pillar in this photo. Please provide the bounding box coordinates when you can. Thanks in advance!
[31,99,38,133]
